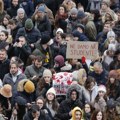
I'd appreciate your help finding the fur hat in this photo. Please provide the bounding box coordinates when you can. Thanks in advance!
[0,84,12,98]
[24,80,35,93]
[54,55,65,67]
[98,85,106,93]
[43,69,52,78]
[77,10,86,19]
[38,5,45,13]
[70,7,78,15]
[102,0,110,6]
[46,87,56,96]
[25,19,34,30]
[107,30,115,38]
[56,28,63,34]
[40,34,50,44]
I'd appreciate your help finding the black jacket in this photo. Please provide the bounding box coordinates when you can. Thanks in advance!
[0,59,10,80]
[16,27,41,44]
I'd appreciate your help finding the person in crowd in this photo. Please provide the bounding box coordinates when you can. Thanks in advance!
[0,49,10,80]
[106,98,119,120]
[70,106,83,120]
[15,8,27,28]
[33,0,55,27]
[0,0,6,25]
[23,104,46,120]
[45,87,59,119]
[83,103,94,120]
[66,7,78,34]
[89,61,108,85]
[16,18,41,44]
[0,84,12,119]
[7,0,20,18]
[19,0,34,18]
[94,85,107,112]
[32,34,53,68]
[8,36,31,66]
[16,79,36,105]
[24,56,45,83]
[72,24,89,41]
[0,30,9,50]
[84,76,98,104]
[8,19,20,41]
[36,96,52,120]
[54,55,65,72]
[2,14,11,29]
[3,62,26,98]
[77,10,97,41]
[10,96,27,120]
[90,110,105,120]
[115,97,120,120]
[55,85,83,120]
[62,0,76,12]
[32,5,51,37]
[55,4,68,32]
[36,69,52,98]
[102,44,116,72]
[109,48,120,70]
[106,70,120,100]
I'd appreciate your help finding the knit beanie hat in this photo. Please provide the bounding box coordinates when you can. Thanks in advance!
[46,87,56,96]
[77,10,86,19]
[43,69,52,78]
[17,8,25,14]
[40,34,50,44]
[25,19,34,30]
[70,7,78,15]
[107,30,115,38]
[38,5,45,13]
[102,0,111,6]
[54,55,65,67]
[56,28,64,34]
[107,98,116,109]
[72,30,80,38]
[24,80,35,93]
[98,85,106,93]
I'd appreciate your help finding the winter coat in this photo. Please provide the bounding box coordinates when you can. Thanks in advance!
[34,15,51,37]
[7,3,20,18]
[89,70,108,85]
[55,84,83,120]
[24,64,45,79]
[23,110,47,120]
[19,0,34,17]
[16,27,41,44]
[83,84,98,104]
[3,70,26,96]
[8,44,31,65]
[32,44,53,68]
[85,15,97,41]
[0,59,10,80]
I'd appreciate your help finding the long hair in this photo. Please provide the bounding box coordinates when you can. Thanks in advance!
[45,94,59,111]
[91,110,105,120]
[0,0,4,13]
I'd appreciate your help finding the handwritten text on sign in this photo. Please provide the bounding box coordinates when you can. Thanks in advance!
[66,41,98,59]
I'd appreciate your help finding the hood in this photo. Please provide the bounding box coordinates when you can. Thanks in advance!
[17,79,28,92]
[67,84,83,100]
[71,107,83,120]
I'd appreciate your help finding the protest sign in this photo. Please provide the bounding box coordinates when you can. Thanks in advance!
[52,72,73,95]
[66,41,98,59]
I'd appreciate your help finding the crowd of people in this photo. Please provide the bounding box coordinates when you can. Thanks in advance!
[0,0,120,120]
